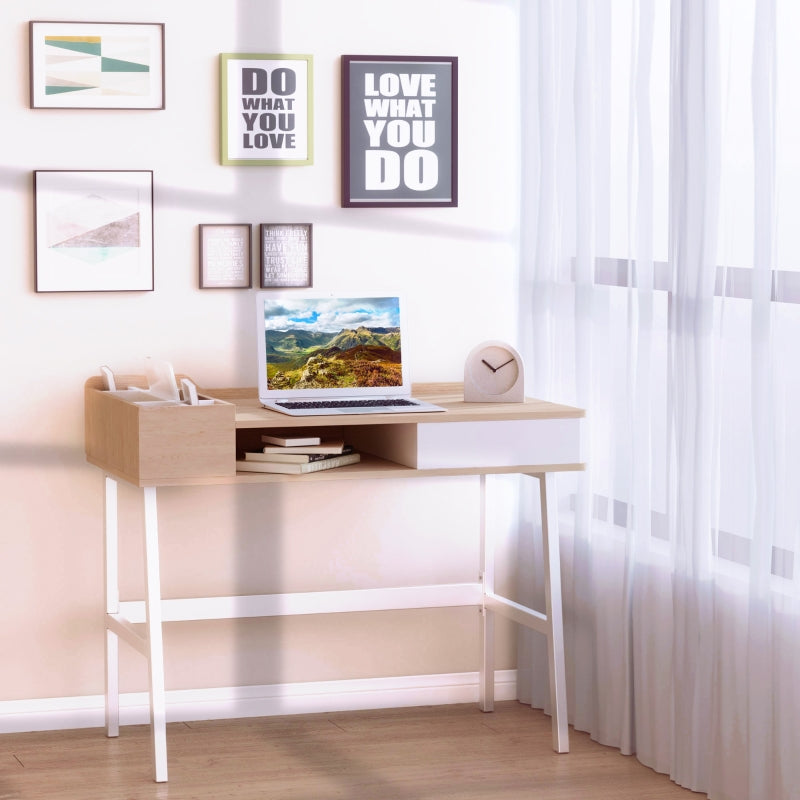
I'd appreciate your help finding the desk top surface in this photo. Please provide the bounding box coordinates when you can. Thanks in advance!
[201,382,586,429]
[85,378,585,485]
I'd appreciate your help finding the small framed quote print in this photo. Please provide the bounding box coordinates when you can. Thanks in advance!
[199,224,252,288]
[341,55,458,207]
[29,21,165,109]
[260,223,312,288]
[220,53,313,166]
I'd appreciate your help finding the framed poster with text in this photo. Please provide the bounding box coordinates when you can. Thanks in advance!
[341,55,457,207]
[199,224,252,288]
[220,53,313,166]
[260,223,312,288]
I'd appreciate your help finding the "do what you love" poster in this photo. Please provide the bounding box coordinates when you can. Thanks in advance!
[221,54,313,166]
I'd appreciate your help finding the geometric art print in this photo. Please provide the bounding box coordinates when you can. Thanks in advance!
[44,34,151,98]
[30,22,164,110]
[34,170,154,292]
[47,191,141,265]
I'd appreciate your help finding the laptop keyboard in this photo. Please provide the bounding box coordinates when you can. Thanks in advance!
[276,398,420,410]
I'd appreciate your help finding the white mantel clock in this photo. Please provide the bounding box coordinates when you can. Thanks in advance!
[463,340,525,403]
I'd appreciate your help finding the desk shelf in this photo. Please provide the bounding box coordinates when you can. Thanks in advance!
[86,377,584,782]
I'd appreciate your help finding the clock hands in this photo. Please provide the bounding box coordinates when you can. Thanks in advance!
[482,357,515,373]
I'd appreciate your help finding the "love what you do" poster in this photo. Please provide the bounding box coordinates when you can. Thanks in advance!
[342,55,458,207]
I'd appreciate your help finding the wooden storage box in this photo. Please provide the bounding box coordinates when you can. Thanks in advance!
[84,376,236,485]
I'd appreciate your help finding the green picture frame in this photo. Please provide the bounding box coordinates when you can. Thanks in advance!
[220,53,313,166]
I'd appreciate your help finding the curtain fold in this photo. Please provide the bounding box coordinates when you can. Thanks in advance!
[668,0,720,791]
[518,2,800,798]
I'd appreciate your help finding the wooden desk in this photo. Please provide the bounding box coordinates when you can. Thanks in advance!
[85,378,585,782]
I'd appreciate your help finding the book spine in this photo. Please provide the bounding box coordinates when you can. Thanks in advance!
[245,452,329,464]
[260,440,346,455]
[299,452,360,473]
[261,434,321,447]
[246,445,354,464]
[236,452,360,474]
[236,460,300,474]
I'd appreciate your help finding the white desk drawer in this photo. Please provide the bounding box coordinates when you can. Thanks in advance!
[348,418,582,471]
[415,419,582,469]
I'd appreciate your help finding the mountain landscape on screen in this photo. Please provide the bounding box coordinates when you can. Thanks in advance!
[266,325,403,389]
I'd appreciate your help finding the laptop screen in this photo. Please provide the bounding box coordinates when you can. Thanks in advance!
[256,293,410,400]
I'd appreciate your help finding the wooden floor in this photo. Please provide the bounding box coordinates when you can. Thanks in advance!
[0,702,701,800]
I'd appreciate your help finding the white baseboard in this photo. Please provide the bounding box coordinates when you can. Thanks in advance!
[0,670,517,734]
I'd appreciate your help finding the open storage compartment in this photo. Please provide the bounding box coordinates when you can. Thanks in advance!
[84,375,236,485]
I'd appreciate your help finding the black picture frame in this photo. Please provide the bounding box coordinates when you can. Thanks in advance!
[34,170,154,292]
[260,223,313,288]
[341,55,458,208]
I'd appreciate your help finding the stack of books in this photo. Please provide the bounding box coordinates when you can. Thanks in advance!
[236,432,361,474]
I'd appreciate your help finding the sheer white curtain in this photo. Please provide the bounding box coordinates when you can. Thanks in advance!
[517,1,800,798]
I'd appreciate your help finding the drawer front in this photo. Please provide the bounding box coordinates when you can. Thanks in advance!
[415,419,582,470]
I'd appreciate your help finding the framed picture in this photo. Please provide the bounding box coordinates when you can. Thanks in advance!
[199,224,252,288]
[29,21,165,109]
[260,223,312,288]
[220,53,313,166]
[341,55,458,208]
[34,170,154,292]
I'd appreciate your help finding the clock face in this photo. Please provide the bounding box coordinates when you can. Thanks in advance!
[465,343,522,400]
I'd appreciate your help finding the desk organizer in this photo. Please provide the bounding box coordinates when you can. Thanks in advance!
[84,375,236,485]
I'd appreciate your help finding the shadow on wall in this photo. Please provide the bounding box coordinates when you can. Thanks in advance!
[0,443,85,467]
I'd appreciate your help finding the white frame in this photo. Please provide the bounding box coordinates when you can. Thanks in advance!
[101,467,569,781]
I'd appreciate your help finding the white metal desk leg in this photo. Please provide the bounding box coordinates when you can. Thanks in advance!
[104,476,120,739]
[538,472,569,752]
[142,487,168,783]
[479,475,495,711]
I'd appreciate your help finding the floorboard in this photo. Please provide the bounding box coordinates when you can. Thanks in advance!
[0,702,702,800]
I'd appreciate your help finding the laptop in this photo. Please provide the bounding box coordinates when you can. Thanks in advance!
[255,293,446,416]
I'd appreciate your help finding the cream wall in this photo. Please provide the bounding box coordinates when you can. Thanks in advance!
[0,0,522,720]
